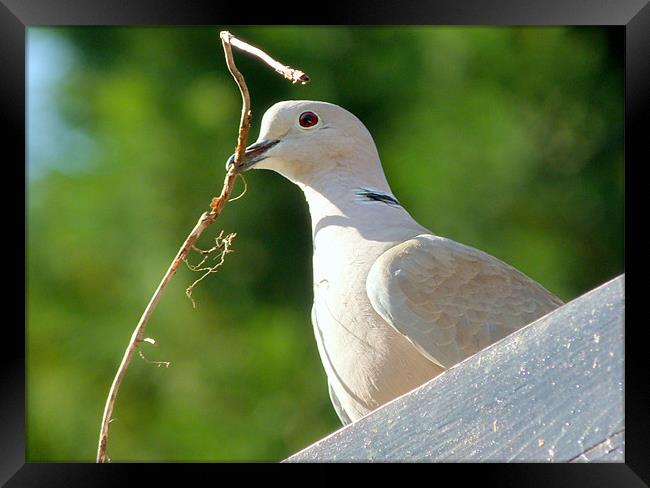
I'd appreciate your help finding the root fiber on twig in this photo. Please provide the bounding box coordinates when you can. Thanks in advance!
[184,231,237,308]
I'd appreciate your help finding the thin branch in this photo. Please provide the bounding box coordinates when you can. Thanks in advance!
[222,31,310,85]
[96,208,226,463]
[219,31,252,171]
[96,31,310,463]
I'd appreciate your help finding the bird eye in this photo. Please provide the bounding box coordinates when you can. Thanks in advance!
[298,111,319,128]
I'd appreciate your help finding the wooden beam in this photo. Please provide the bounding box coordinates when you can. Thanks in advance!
[286,275,624,462]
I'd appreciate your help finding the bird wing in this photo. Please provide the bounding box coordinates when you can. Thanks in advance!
[366,234,563,369]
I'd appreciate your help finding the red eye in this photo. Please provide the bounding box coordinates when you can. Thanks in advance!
[299,111,319,128]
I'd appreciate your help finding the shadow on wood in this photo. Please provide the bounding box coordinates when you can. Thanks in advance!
[286,274,624,462]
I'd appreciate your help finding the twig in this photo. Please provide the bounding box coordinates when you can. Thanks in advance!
[222,31,310,85]
[96,30,310,463]
[219,31,252,171]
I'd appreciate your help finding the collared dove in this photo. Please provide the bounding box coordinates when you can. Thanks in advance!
[227,100,564,425]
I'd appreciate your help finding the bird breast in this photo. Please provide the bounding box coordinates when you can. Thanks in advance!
[311,226,443,420]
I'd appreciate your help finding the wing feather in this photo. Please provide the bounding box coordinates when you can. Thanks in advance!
[367,234,563,368]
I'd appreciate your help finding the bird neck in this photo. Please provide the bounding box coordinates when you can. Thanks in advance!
[296,170,426,246]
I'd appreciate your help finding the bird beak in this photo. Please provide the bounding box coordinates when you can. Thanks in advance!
[225,139,280,172]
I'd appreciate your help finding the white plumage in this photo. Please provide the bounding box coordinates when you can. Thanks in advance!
[229,100,563,424]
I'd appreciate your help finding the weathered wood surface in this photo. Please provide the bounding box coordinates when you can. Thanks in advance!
[286,274,624,462]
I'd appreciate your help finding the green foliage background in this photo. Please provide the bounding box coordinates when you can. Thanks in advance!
[27,26,623,461]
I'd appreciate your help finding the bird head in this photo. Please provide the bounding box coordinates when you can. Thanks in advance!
[226,100,383,187]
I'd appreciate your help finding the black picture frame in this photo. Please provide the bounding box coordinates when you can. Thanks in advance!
[5,0,646,485]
